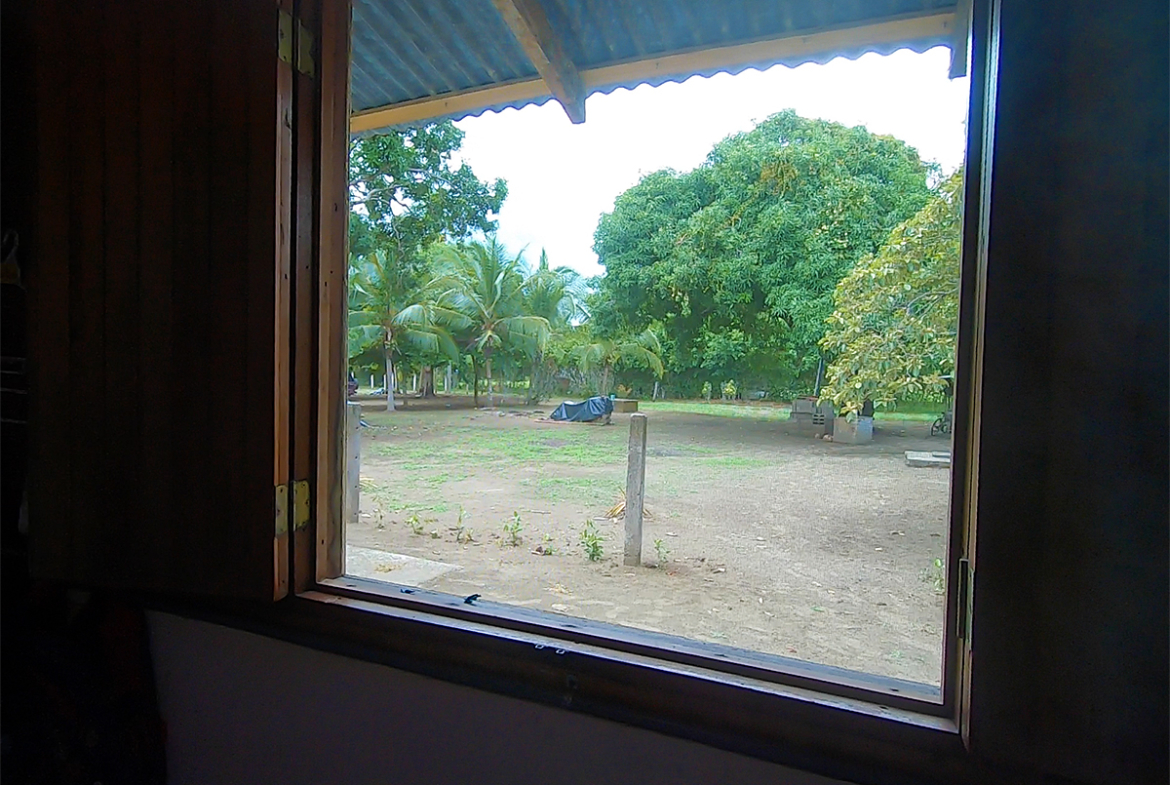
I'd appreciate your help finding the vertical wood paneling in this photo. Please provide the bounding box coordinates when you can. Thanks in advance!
[207,0,252,596]
[66,0,108,583]
[170,0,214,591]
[315,0,352,581]
[27,0,72,577]
[30,0,286,599]
[138,0,176,577]
[101,0,143,581]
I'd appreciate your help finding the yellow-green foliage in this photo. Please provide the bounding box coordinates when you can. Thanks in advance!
[820,171,963,413]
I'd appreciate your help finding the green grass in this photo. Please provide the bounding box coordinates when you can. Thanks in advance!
[640,401,791,421]
[368,419,626,466]
[639,399,939,423]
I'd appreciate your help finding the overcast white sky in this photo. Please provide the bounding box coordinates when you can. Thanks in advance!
[454,46,969,277]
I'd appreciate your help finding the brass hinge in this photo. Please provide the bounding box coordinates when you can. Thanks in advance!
[292,479,311,531]
[275,483,289,537]
[277,9,294,66]
[277,9,315,77]
[956,557,973,641]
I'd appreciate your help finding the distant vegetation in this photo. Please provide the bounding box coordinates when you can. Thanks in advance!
[348,111,961,412]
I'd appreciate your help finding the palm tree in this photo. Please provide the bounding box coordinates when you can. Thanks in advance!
[431,238,551,408]
[349,249,460,411]
[575,329,665,396]
[522,249,587,403]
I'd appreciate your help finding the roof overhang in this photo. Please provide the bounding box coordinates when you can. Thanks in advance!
[350,1,967,134]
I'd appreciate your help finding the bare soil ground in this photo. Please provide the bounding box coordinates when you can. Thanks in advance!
[346,395,950,686]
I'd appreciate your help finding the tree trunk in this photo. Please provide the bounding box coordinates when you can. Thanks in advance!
[420,366,436,397]
[600,365,611,396]
[472,358,480,408]
[813,355,825,397]
[384,345,397,412]
[445,363,453,394]
[485,353,495,408]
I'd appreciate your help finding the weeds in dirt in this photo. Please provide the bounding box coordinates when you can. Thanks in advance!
[580,520,604,562]
[535,533,557,555]
[502,511,524,546]
[654,537,670,564]
[406,513,424,535]
[922,558,945,594]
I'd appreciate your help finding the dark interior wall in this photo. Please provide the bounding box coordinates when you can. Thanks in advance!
[150,612,845,785]
[967,1,1168,782]
[2,0,1166,783]
[24,0,286,598]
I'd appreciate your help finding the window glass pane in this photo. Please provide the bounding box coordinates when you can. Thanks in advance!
[343,48,969,689]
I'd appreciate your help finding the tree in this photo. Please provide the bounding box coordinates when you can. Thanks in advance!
[522,249,588,402]
[349,123,508,400]
[819,170,963,413]
[431,238,551,407]
[348,123,508,262]
[348,249,460,411]
[593,110,933,395]
[574,329,665,396]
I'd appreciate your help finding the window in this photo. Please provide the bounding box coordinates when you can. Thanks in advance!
[312,0,988,758]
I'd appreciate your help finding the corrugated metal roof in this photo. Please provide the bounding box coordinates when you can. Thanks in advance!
[351,0,958,130]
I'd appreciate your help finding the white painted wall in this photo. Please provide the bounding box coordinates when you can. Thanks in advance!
[150,612,848,785]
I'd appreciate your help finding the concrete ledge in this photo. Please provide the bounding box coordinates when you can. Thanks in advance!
[905,450,952,468]
[613,398,639,413]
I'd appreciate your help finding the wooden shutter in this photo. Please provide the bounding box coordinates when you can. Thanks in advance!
[28,0,299,599]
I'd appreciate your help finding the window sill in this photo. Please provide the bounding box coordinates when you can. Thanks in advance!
[152,584,983,785]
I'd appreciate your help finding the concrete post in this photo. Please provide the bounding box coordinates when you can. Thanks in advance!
[345,402,361,525]
[624,413,647,566]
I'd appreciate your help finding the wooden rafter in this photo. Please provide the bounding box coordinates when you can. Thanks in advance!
[491,0,586,123]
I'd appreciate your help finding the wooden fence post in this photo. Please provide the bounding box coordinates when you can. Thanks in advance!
[624,413,647,566]
[345,402,361,524]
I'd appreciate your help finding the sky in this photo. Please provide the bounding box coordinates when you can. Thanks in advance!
[452,46,970,278]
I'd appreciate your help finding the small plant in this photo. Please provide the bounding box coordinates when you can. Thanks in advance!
[701,381,713,401]
[721,379,737,399]
[456,526,474,544]
[653,537,670,564]
[535,533,557,556]
[502,511,524,546]
[922,557,945,594]
[580,520,604,562]
[406,513,424,535]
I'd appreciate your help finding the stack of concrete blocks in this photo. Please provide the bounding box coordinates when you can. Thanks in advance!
[790,397,834,436]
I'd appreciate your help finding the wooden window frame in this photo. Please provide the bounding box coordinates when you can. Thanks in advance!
[227,0,999,781]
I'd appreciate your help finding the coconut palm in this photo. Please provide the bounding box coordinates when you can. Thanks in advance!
[574,329,665,396]
[348,249,461,411]
[522,249,588,402]
[431,238,551,407]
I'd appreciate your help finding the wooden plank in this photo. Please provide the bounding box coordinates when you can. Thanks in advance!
[251,0,293,600]
[169,0,214,592]
[27,0,73,577]
[65,0,107,584]
[491,0,586,123]
[315,0,351,581]
[291,0,321,594]
[349,12,955,133]
[101,0,143,581]
[137,0,176,579]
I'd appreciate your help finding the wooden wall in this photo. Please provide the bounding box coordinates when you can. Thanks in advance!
[27,0,291,599]
[968,0,1168,781]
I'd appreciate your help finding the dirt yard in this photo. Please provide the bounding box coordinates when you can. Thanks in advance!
[346,396,951,686]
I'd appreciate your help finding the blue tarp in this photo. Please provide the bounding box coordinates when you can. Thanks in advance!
[550,396,614,423]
